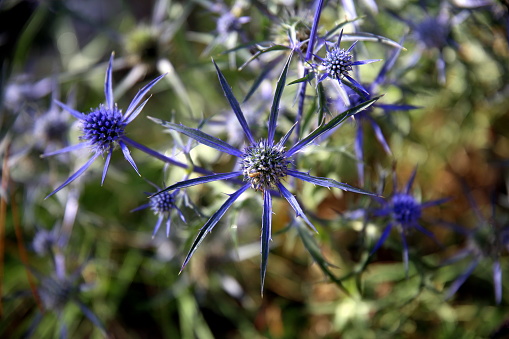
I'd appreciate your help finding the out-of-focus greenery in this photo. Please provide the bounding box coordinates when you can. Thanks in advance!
[1,0,508,338]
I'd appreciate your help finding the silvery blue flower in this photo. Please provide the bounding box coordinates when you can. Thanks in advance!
[150,54,379,293]
[42,53,165,199]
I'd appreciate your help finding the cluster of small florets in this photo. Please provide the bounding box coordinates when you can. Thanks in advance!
[242,141,289,191]
[391,193,422,225]
[149,191,176,217]
[81,105,126,153]
[322,46,354,80]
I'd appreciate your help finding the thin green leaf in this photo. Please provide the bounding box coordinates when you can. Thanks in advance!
[239,44,291,71]
[295,221,351,296]
[343,32,406,50]
[288,71,316,85]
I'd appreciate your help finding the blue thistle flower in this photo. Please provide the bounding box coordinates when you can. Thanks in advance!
[316,30,380,97]
[150,54,380,293]
[132,182,186,238]
[369,169,448,274]
[41,53,165,199]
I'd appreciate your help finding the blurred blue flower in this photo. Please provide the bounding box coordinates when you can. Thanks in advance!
[132,182,186,238]
[445,193,509,304]
[198,0,250,56]
[150,54,379,293]
[42,53,165,199]
[369,169,448,274]
[389,4,466,84]
[28,263,105,338]
[20,224,106,338]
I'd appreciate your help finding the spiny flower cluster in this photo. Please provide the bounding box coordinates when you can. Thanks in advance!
[149,190,176,216]
[317,30,380,97]
[81,105,126,154]
[241,141,289,191]
[322,45,354,80]
[391,193,422,225]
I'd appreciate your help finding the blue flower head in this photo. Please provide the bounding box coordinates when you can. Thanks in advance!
[132,182,186,238]
[42,53,165,199]
[150,54,380,294]
[369,169,448,274]
[317,30,380,97]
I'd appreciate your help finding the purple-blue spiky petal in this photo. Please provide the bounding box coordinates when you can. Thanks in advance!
[45,153,101,199]
[260,191,272,296]
[150,171,242,198]
[370,222,393,256]
[105,53,115,111]
[101,149,112,186]
[287,170,377,196]
[446,259,479,300]
[212,60,256,145]
[180,183,250,273]
[119,141,140,176]
[41,142,89,158]
[277,182,317,233]
[54,100,86,120]
[149,118,243,157]
[124,73,166,118]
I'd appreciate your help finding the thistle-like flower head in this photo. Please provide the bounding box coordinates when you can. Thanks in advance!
[317,30,380,97]
[132,182,186,238]
[150,53,379,294]
[149,190,176,217]
[391,193,422,226]
[322,45,354,80]
[241,141,289,191]
[81,104,126,154]
[42,53,165,199]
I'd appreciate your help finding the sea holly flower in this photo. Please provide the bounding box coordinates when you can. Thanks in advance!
[445,192,509,304]
[41,53,165,199]
[131,182,186,238]
[368,169,448,275]
[316,30,380,97]
[149,54,380,293]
